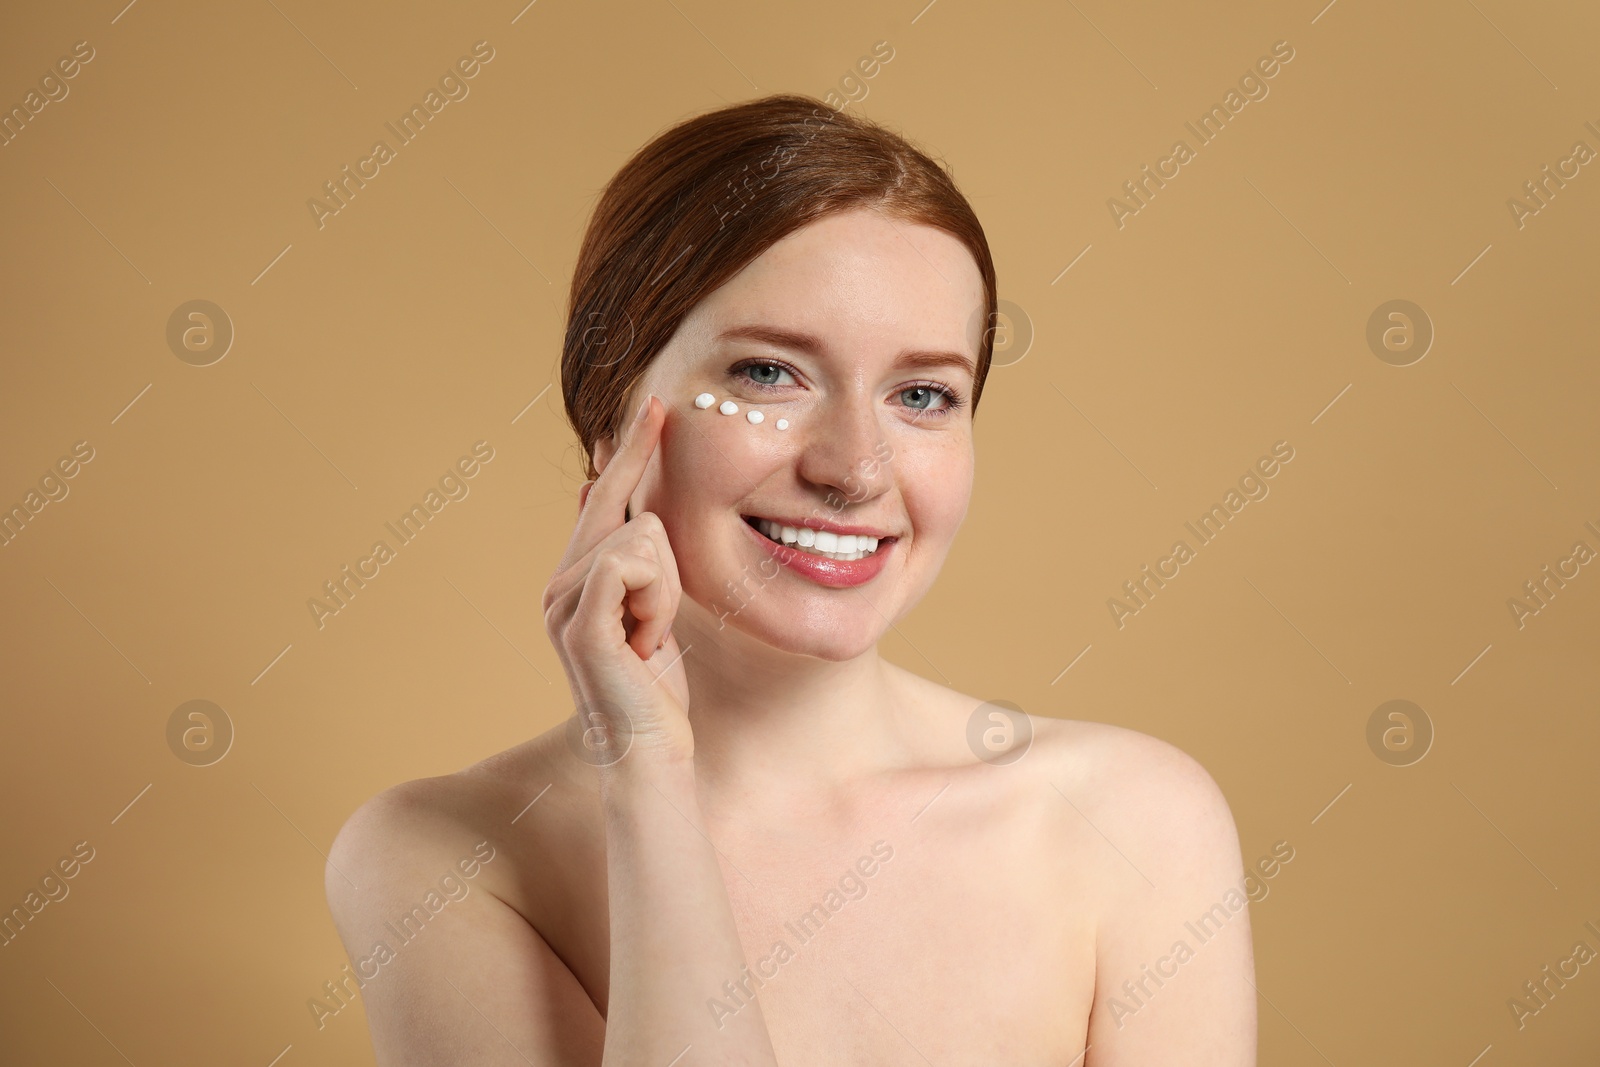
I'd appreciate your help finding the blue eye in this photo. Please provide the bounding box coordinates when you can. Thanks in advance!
[895,380,965,418]
[741,361,794,387]
[900,384,951,412]
[726,358,966,418]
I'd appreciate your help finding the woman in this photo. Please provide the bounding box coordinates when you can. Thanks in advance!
[326,93,1257,1065]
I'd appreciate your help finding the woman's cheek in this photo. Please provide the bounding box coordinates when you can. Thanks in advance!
[694,400,802,467]
[897,434,974,529]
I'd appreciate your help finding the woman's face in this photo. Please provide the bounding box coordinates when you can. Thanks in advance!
[594,206,986,661]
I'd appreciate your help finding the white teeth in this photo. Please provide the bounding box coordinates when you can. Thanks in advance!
[754,518,881,561]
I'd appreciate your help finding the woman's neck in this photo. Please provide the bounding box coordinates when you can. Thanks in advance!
[673,603,923,806]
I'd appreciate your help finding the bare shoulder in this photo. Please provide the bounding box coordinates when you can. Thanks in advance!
[326,728,582,906]
[1022,717,1256,1062]
[1018,715,1236,849]
[329,744,519,877]
[321,739,539,977]
[321,730,606,1065]
[920,685,1239,881]
[913,680,1234,844]
[327,772,486,876]
[1010,714,1248,939]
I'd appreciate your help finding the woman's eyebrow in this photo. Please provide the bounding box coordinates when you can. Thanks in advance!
[716,323,976,379]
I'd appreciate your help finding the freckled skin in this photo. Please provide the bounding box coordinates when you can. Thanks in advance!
[595,207,983,663]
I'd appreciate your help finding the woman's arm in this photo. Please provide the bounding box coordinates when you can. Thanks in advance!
[597,753,781,1066]
[538,394,778,1060]
[1078,731,1258,1065]
[326,762,781,1066]
[324,781,607,1065]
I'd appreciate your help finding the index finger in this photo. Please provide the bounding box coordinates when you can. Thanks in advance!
[563,392,662,567]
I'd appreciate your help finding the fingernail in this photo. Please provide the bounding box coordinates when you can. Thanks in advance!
[635,394,653,424]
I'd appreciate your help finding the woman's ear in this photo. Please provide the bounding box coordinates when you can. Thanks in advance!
[593,429,620,477]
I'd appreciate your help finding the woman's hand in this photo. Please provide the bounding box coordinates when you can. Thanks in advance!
[546,399,778,1065]
[541,394,692,767]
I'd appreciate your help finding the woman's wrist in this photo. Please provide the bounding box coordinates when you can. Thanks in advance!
[595,750,698,810]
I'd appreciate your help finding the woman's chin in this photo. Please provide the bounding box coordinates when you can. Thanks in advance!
[717,608,883,661]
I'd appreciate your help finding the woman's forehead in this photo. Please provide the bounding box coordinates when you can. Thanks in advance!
[672,217,984,371]
[730,210,979,304]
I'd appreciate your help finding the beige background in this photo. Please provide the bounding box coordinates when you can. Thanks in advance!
[2,0,1597,1063]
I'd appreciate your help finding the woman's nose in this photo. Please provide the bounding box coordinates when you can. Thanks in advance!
[791,394,890,503]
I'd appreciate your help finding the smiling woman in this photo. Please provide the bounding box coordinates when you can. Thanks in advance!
[325,92,1257,1066]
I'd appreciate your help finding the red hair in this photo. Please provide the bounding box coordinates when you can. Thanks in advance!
[561,93,998,481]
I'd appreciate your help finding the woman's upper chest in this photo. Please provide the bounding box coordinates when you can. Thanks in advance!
[715,820,1098,1064]
[519,764,1100,1064]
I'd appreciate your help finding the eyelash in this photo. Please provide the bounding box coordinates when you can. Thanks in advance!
[727,357,967,418]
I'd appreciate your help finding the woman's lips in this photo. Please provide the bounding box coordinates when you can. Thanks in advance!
[740,515,893,588]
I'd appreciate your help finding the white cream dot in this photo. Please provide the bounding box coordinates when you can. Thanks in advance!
[719,400,739,415]
[747,409,764,424]
[694,392,715,409]
[776,418,789,430]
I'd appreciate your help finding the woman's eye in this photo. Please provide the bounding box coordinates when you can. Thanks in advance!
[745,362,792,387]
[733,360,798,388]
[900,385,948,412]
[729,360,963,418]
